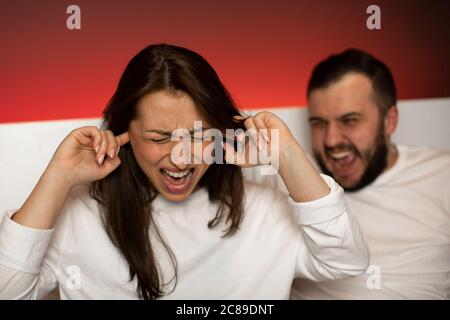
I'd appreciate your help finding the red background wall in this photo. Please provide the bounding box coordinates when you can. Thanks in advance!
[1,0,449,123]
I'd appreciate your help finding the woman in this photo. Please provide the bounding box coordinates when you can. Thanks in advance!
[0,44,368,299]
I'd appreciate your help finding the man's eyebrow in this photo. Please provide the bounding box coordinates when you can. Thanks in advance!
[338,112,362,119]
[308,112,362,122]
[308,116,327,122]
[337,112,362,120]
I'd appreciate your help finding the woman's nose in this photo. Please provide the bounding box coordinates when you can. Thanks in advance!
[168,140,191,169]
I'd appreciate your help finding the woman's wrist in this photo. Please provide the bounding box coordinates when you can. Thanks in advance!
[45,163,77,191]
[278,138,306,180]
[278,138,330,202]
[12,166,73,229]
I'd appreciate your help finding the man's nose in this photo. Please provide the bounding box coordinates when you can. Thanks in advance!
[324,123,344,148]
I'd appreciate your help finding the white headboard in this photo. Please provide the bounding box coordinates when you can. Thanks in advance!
[1,97,449,214]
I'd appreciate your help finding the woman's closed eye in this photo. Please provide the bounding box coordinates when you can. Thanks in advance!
[190,136,207,142]
[144,136,206,143]
[145,137,171,143]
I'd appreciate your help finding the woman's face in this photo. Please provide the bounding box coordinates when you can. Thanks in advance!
[129,90,211,202]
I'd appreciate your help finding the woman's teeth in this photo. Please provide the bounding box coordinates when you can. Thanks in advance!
[163,169,191,178]
[160,168,195,194]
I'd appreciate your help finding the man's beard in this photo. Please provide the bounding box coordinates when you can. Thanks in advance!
[314,125,389,192]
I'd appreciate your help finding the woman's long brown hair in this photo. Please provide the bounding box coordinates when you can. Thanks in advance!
[90,44,245,299]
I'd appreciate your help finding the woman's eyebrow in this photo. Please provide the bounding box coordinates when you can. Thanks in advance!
[144,129,171,135]
[144,128,212,135]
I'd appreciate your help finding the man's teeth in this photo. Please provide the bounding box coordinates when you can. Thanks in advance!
[163,169,191,178]
[330,151,352,160]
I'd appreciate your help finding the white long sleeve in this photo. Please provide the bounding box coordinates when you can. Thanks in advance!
[243,167,370,282]
[267,174,369,281]
[0,175,369,299]
[292,146,450,299]
[0,211,58,299]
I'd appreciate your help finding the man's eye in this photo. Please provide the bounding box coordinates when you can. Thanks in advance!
[342,118,358,125]
[310,121,326,128]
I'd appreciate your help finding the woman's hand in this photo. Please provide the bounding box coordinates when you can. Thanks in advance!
[225,111,330,202]
[47,126,130,188]
[222,111,295,168]
[12,126,130,229]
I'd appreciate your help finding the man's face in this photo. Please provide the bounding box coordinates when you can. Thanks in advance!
[308,72,389,191]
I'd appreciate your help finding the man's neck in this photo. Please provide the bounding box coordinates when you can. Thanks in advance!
[385,143,398,172]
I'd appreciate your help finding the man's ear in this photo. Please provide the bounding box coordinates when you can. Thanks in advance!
[384,106,398,136]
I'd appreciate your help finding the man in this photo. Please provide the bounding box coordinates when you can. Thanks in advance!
[291,49,450,299]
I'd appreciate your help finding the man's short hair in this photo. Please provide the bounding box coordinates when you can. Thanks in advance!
[307,49,397,116]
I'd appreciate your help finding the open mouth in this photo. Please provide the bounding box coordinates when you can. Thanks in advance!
[327,150,357,174]
[159,168,195,194]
